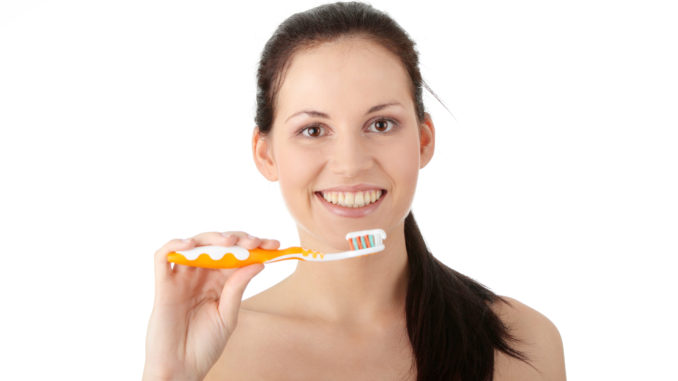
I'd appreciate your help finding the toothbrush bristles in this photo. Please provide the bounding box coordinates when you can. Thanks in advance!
[345,228,386,251]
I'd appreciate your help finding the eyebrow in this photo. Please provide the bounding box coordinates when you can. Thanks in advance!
[284,102,403,123]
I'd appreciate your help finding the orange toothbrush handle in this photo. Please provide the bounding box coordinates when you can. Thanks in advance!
[167,247,311,269]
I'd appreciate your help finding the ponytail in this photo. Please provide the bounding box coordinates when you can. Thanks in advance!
[404,212,530,380]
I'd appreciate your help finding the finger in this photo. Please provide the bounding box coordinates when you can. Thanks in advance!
[172,258,200,277]
[236,235,263,250]
[155,238,196,282]
[219,231,251,241]
[259,239,281,250]
[218,233,240,247]
[217,263,265,331]
[190,231,239,247]
[220,232,263,247]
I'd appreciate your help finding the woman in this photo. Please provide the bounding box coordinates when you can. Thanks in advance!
[143,2,566,380]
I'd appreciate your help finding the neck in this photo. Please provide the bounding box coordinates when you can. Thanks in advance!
[284,222,409,325]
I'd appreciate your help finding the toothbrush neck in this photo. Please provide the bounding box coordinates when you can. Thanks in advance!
[289,226,409,323]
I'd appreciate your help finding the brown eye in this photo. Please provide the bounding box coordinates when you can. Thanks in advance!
[302,125,324,137]
[369,119,395,133]
[374,120,388,131]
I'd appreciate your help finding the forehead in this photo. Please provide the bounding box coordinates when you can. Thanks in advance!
[275,37,413,121]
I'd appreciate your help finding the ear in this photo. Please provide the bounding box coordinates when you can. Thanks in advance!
[252,126,278,181]
[419,112,435,169]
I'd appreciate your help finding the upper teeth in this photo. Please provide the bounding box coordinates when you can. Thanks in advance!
[321,190,383,208]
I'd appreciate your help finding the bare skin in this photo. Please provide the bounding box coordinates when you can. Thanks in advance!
[207,285,415,381]
[144,36,565,380]
[204,276,565,381]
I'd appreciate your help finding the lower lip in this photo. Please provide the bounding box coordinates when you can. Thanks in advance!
[315,191,386,218]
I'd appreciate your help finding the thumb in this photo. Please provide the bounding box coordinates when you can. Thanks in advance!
[217,263,265,330]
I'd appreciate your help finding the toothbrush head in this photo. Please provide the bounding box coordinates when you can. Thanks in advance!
[345,228,387,251]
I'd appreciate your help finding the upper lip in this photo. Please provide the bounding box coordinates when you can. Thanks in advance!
[316,184,385,193]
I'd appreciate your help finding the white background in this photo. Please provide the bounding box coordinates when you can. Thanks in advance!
[1,0,676,379]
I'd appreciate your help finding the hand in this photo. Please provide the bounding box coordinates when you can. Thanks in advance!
[142,231,280,381]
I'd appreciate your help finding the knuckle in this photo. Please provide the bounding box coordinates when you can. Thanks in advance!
[155,238,184,256]
[191,231,217,239]
[225,231,249,237]
[221,231,252,242]
[167,237,185,247]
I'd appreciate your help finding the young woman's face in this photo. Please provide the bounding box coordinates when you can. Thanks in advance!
[254,36,434,250]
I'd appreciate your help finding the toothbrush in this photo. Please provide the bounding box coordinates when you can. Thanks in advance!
[167,229,387,269]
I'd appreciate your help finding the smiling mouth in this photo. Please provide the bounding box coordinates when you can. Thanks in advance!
[314,189,387,208]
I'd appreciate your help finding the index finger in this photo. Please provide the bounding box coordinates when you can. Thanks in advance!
[154,238,195,283]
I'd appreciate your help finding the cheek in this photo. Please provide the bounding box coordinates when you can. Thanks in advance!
[275,144,321,202]
[385,135,421,188]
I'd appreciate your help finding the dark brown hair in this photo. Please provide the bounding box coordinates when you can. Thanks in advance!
[254,2,531,379]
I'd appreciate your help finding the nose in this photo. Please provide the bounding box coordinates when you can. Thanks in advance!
[327,131,374,178]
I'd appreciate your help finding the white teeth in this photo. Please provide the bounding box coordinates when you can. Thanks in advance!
[320,190,384,208]
[355,192,365,207]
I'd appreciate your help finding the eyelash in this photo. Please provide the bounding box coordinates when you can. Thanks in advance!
[298,117,398,138]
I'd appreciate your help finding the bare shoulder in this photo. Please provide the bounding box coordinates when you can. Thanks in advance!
[203,308,280,380]
[204,288,300,381]
[491,296,566,381]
